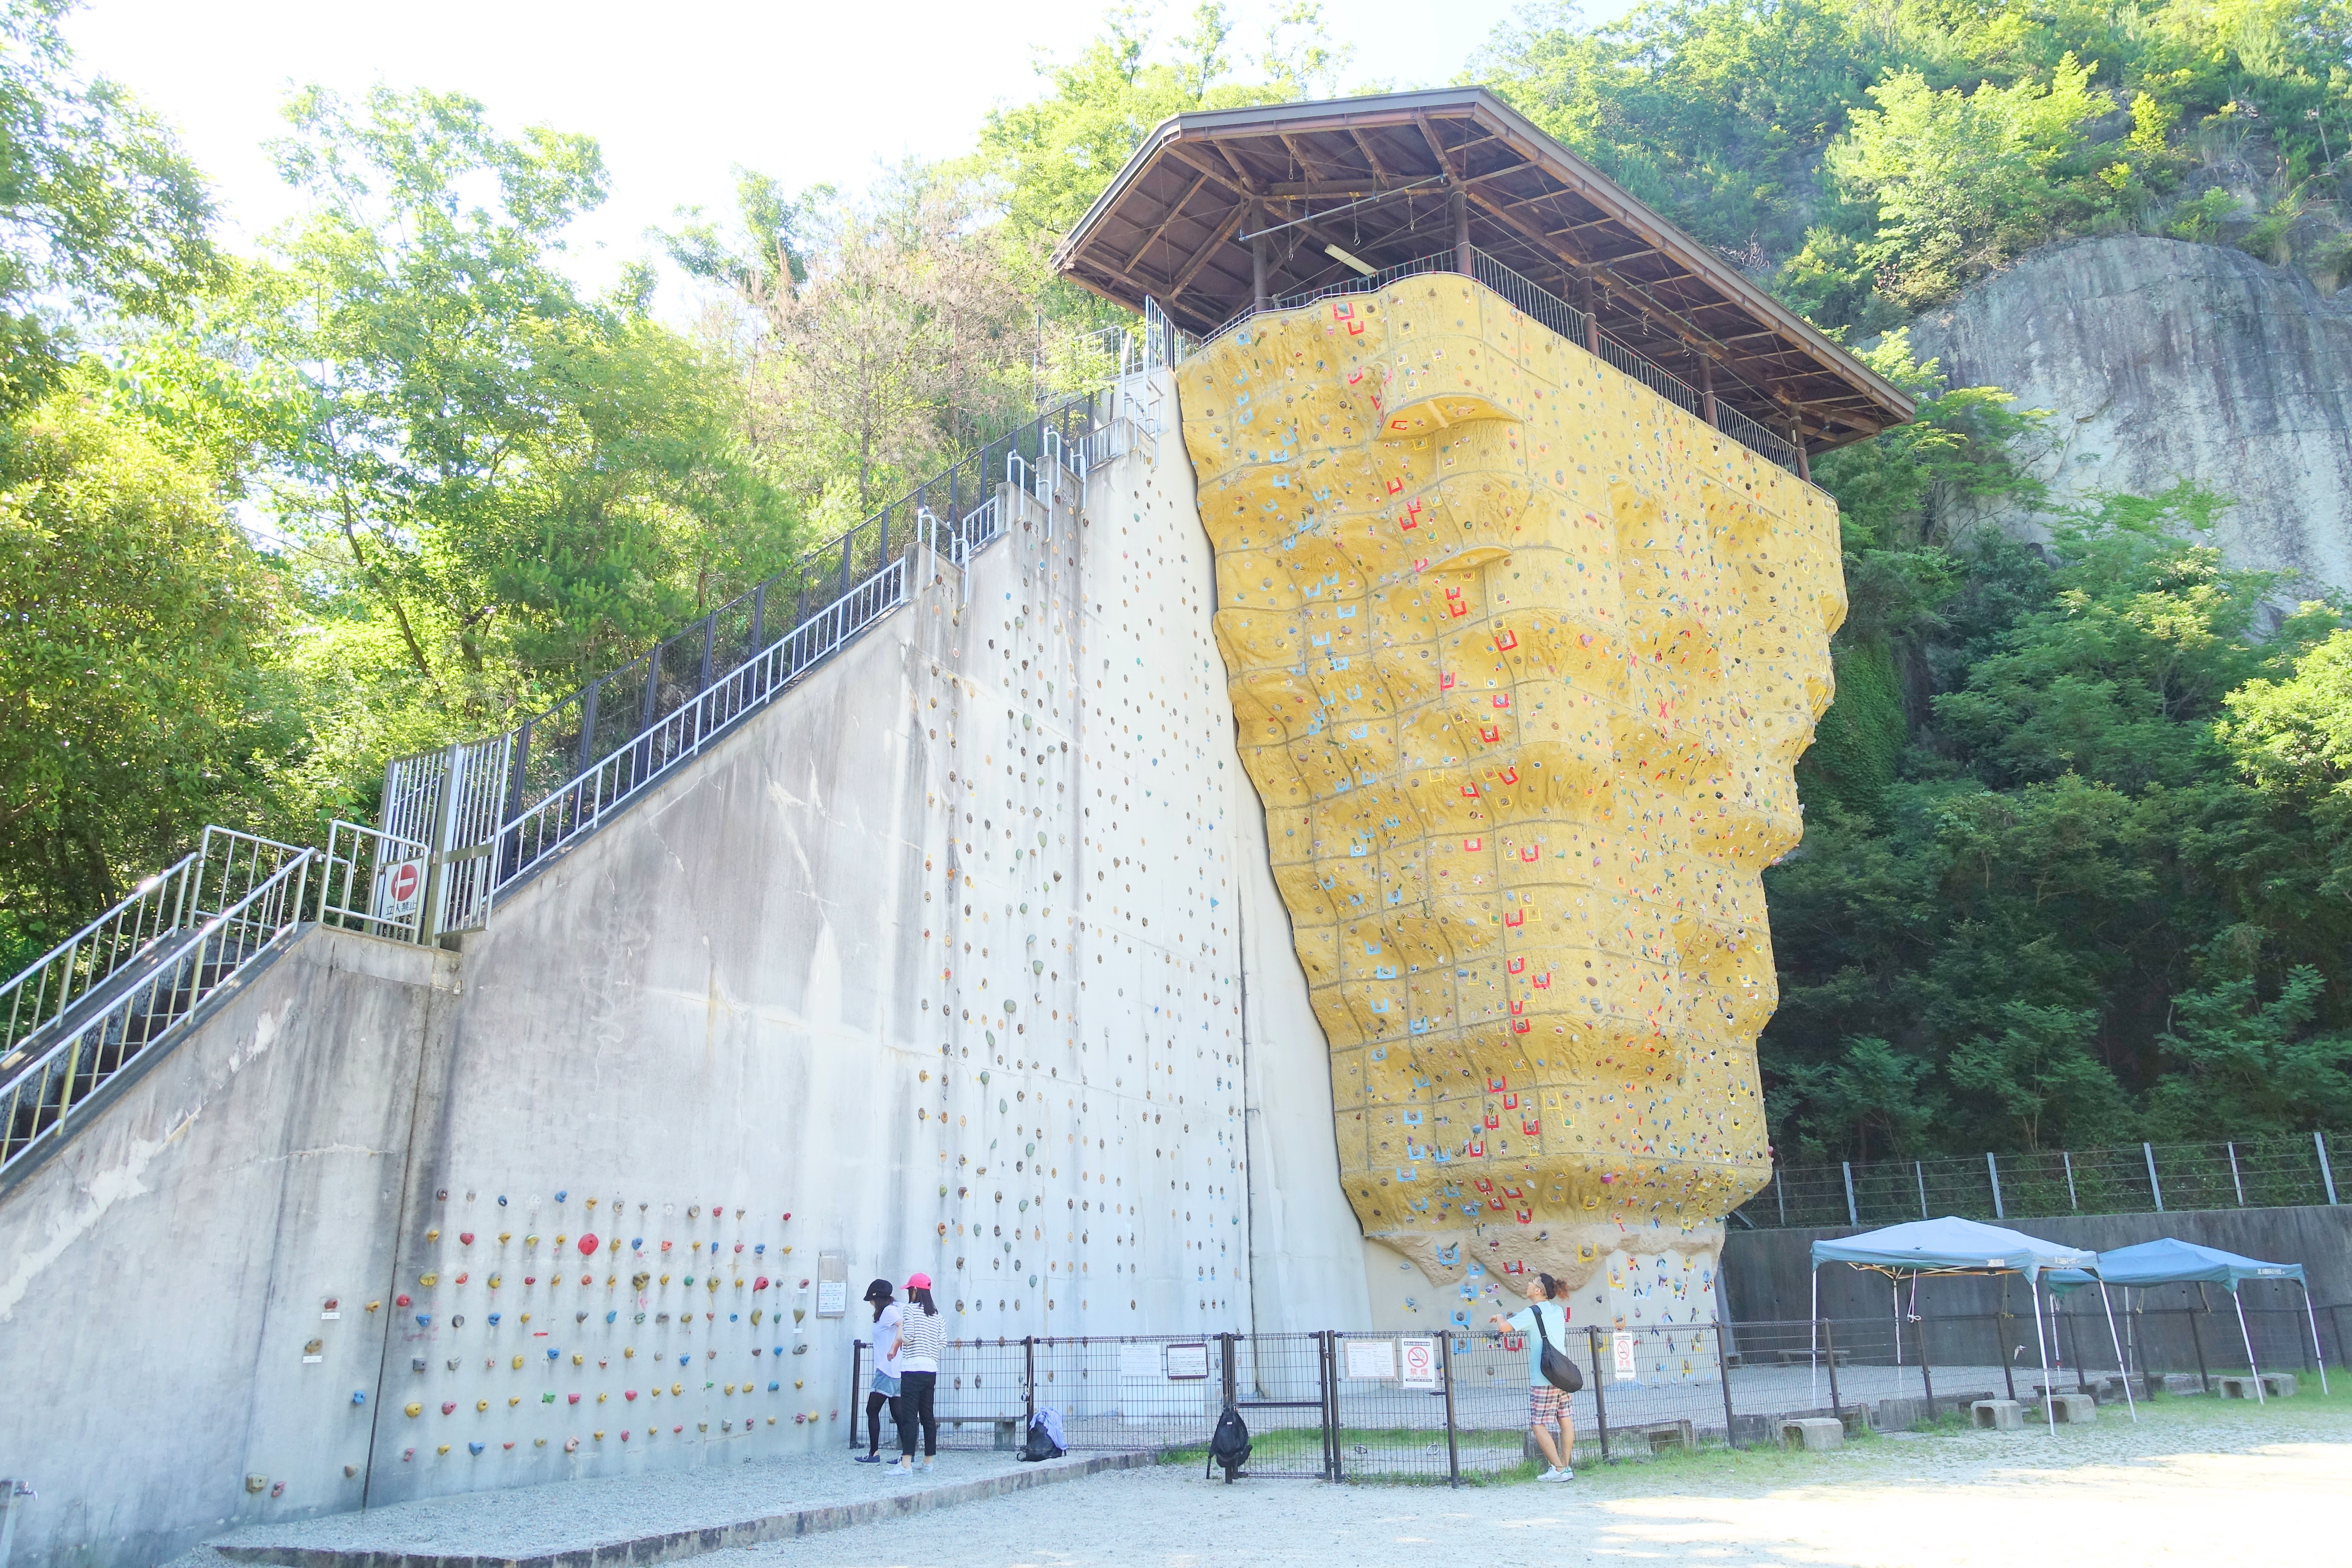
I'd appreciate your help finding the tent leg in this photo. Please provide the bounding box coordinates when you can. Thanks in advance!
[2303,1284,2331,1395]
[2234,1292,2265,1403]
[2097,1281,2137,1422]
[1810,1268,1819,1409]
[2031,1280,2056,1435]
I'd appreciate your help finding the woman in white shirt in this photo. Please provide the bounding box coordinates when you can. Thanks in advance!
[857,1279,902,1463]
[890,1271,945,1472]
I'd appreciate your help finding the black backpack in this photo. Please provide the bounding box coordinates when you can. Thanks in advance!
[1531,1307,1585,1393]
[1020,1411,1064,1462]
[1207,1403,1251,1482]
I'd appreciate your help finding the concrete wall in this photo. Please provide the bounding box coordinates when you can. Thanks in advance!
[0,371,1372,1563]
[0,928,455,1568]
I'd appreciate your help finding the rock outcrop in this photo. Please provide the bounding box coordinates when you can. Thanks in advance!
[1909,235,2352,597]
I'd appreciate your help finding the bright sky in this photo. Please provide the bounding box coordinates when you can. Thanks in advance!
[62,0,1633,293]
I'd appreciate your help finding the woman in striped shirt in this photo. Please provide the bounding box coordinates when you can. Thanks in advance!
[890,1271,944,1471]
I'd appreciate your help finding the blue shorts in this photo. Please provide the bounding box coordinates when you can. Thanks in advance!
[872,1370,901,1397]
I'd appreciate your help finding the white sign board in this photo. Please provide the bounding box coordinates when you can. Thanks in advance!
[373,858,425,921]
[1165,1342,1210,1381]
[1344,1338,1396,1381]
[1399,1337,1437,1390]
[815,1280,846,1317]
[1117,1343,1161,1380]
[1612,1332,1638,1382]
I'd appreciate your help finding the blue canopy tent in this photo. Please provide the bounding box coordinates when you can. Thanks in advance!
[1810,1217,2135,1433]
[2048,1238,2328,1400]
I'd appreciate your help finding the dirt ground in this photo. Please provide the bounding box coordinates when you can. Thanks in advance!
[701,1389,2350,1568]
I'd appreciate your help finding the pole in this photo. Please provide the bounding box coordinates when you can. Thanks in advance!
[1023,1336,1037,1424]
[1842,1161,1857,1226]
[1714,1307,1741,1447]
[1439,1331,1461,1486]
[2319,1131,2339,1205]
[1822,1315,1844,1422]
[2145,1142,2164,1211]
[1913,1304,1936,1418]
[1451,185,1473,277]
[1776,1169,1787,1227]
[1987,1152,2004,1219]
[2030,1278,2056,1434]
[2188,1300,2211,1392]
[2095,1282,2138,1421]
[848,1338,865,1449]
[0,1479,30,1568]
[1916,1161,1927,1219]
[2064,1151,2078,1210]
[1810,1268,1819,1407]
[2232,1292,2266,1403]
[1999,1307,2017,1402]
[2302,1284,2331,1394]
[1586,1326,1611,1462]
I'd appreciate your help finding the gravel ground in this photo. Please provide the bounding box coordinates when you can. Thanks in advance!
[682,1392,2348,1568]
[184,1449,1054,1560]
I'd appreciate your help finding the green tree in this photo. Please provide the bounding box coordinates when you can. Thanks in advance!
[231,86,793,790]
[0,386,290,956]
[0,0,220,411]
[2144,967,2352,1135]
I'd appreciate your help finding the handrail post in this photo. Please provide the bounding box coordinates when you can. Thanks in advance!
[1822,1317,1844,1420]
[1438,1331,1461,1485]
[1713,1308,1740,1448]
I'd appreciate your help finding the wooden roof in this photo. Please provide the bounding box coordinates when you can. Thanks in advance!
[1050,87,1912,452]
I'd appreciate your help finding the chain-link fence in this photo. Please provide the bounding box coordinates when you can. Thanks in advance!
[847,1303,2343,1482]
[1740,1134,2344,1229]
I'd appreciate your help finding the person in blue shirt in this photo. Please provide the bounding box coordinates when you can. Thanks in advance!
[1489,1272,1576,1481]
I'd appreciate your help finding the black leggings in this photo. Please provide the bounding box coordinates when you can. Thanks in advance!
[864,1390,902,1455]
[897,1371,938,1457]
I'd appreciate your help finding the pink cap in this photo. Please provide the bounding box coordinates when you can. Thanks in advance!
[904,1271,932,1290]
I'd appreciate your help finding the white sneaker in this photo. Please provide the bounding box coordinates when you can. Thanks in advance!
[1537,1466,1562,1482]
[1553,1466,1575,1481]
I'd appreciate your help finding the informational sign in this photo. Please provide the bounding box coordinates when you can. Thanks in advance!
[1344,1338,1396,1381]
[1165,1342,1210,1380]
[1612,1332,1638,1381]
[815,1250,848,1317]
[1399,1337,1437,1390]
[374,857,426,921]
[1117,1343,1161,1380]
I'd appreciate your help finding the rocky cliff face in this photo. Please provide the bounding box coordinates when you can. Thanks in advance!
[1909,235,2352,598]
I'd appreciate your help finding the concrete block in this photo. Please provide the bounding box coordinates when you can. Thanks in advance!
[2217,1375,2261,1399]
[1779,1417,1844,1452]
[1636,1418,1696,1453]
[1874,1396,1929,1431]
[2160,1373,2206,1396]
[1971,1400,2025,1430]
[2042,1393,2097,1423]
[2262,1373,2297,1397]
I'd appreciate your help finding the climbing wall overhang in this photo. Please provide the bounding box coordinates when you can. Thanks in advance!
[1177,269,1844,1302]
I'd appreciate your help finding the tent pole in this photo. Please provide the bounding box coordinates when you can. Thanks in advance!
[1810,1268,1822,1400]
[2096,1280,2137,1422]
[2031,1277,2055,1434]
[2302,1283,2330,1395]
[1892,1274,1902,1368]
[2233,1290,2265,1403]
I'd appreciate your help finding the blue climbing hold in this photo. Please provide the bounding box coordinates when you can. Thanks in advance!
[497,1196,508,1207]
[468,1442,485,1455]
[415,1315,431,1327]
[554,1190,567,1202]
[546,1348,560,1360]
[677,1354,689,1366]
[728,1313,738,1322]
[488,1313,502,1326]
[352,1391,368,1405]
[605,1311,617,1324]
[753,1243,766,1254]
[767,1381,779,1391]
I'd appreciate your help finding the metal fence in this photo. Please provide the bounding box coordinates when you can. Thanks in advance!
[1742,1135,2346,1229]
[0,842,314,1176]
[842,1303,2339,1484]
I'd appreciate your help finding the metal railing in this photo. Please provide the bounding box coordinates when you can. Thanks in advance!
[314,821,430,944]
[1177,248,1811,478]
[0,829,309,1071]
[1741,1133,2346,1230]
[849,1304,2338,1482]
[0,847,314,1176]
[372,387,1128,935]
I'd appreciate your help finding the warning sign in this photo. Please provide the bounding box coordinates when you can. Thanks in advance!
[1399,1337,1437,1390]
[375,857,426,921]
[1612,1332,1638,1382]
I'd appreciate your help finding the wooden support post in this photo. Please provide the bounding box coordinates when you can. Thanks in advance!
[1791,417,1811,483]
[1699,357,1718,429]
[1250,204,1270,309]
[1452,185,1473,276]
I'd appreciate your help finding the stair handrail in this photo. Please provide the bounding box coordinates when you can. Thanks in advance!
[0,827,310,1068]
[0,847,314,1177]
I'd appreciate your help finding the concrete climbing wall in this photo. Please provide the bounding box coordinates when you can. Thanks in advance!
[1177,270,1844,1352]
[0,374,1367,1565]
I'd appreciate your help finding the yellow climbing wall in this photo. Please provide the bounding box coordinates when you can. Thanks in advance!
[1178,270,1842,1304]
